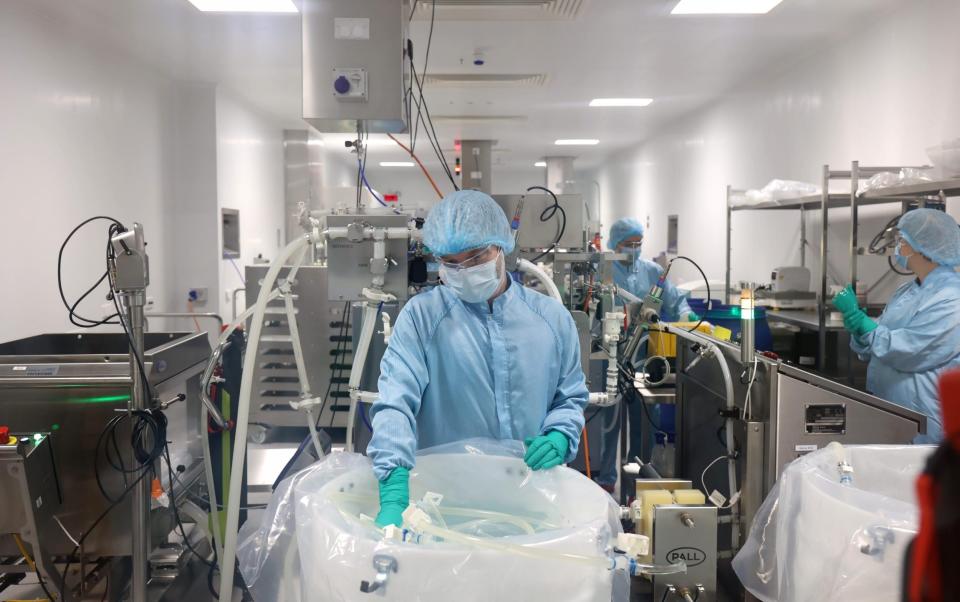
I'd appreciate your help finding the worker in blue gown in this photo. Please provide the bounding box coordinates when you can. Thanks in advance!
[832,208,960,443]
[594,218,697,491]
[368,190,589,528]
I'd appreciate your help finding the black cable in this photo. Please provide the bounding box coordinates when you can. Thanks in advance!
[583,407,604,426]
[527,186,566,263]
[888,254,913,276]
[869,214,901,255]
[668,255,711,332]
[162,444,215,569]
[408,62,458,190]
[57,216,124,327]
[60,470,151,597]
[31,558,55,602]
[414,0,436,152]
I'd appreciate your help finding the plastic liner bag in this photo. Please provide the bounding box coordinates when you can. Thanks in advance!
[237,438,628,602]
[732,443,935,602]
[857,168,934,195]
[735,180,821,207]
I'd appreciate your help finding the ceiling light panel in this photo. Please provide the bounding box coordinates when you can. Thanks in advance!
[534,161,547,167]
[555,139,599,146]
[671,0,783,14]
[589,98,653,107]
[186,0,298,13]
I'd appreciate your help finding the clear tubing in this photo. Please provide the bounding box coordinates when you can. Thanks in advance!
[517,258,562,302]
[346,302,380,452]
[218,235,311,601]
[306,407,323,459]
[329,492,544,534]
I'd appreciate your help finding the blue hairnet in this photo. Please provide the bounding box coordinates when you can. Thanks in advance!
[608,217,645,250]
[423,190,515,256]
[898,208,960,267]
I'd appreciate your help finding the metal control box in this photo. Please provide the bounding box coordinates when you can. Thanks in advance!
[326,213,410,302]
[0,433,62,535]
[302,0,408,133]
[652,505,718,601]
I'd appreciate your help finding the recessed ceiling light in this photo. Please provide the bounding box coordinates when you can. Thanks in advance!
[589,98,653,107]
[555,139,599,146]
[534,161,547,167]
[379,162,415,167]
[185,0,298,13]
[671,0,783,14]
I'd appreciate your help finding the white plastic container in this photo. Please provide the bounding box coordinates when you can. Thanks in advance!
[733,444,934,602]
[238,439,628,602]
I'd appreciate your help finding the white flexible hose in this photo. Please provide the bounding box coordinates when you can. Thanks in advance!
[218,235,310,601]
[200,288,283,562]
[517,258,562,302]
[346,302,380,452]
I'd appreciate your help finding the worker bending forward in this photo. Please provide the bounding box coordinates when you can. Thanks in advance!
[367,190,589,527]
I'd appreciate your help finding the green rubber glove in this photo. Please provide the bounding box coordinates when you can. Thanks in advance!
[375,466,409,529]
[523,430,569,471]
[832,285,860,317]
[685,311,700,322]
[844,310,878,337]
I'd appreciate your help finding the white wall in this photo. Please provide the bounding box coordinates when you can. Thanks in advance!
[215,91,287,319]
[586,0,960,302]
[0,1,181,341]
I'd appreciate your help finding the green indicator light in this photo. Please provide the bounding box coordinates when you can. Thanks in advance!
[67,394,132,405]
[51,424,60,431]
[33,433,43,442]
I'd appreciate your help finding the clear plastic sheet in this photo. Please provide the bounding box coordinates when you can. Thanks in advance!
[732,444,935,602]
[857,168,934,195]
[733,179,821,207]
[238,438,627,602]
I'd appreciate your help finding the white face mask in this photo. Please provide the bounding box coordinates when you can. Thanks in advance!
[439,252,503,303]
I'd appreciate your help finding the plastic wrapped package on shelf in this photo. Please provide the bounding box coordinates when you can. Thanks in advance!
[237,439,628,602]
[732,443,935,602]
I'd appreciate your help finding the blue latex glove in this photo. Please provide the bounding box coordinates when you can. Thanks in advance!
[832,285,860,317]
[375,466,409,528]
[523,431,569,470]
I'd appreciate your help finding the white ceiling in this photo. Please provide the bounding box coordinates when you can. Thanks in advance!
[30,0,906,171]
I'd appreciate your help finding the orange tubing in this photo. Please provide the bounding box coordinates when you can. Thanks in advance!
[582,427,592,480]
[387,133,444,199]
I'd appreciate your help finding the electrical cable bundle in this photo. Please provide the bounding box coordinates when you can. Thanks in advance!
[58,216,217,598]
[524,186,567,263]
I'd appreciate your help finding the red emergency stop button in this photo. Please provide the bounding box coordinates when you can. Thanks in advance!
[0,426,10,445]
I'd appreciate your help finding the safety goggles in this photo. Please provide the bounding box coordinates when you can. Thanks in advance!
[439,245,498,272]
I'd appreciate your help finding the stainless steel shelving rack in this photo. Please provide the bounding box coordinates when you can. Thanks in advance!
[726,161,960,371]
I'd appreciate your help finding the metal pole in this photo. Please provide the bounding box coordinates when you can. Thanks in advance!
[849,161,859,289]
[125,291,150,602]
[819,166,830,372]
[800,205,806,268]
[725,185,732,304]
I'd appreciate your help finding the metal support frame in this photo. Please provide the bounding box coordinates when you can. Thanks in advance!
[818,165,830,372]
[724,185,732,303]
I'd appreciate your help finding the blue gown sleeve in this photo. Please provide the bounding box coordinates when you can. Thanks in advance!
[539,311,589,462]
[855,290,960,373]
[367,307,429,480]
[660,276,692,320]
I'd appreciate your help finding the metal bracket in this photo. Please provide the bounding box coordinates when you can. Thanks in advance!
[359,554,398,594]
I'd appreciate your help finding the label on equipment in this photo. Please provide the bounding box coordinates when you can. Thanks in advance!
[10,365,59,376]
[334,18,370,40]
[795,444,818,452]
[805,403,846,434]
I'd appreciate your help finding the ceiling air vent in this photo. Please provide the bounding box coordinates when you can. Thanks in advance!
[422,73,548,87]
[413,0,587,21]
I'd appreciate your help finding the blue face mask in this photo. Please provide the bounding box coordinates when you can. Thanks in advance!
[439,252,503,303]
[894,241,913,270]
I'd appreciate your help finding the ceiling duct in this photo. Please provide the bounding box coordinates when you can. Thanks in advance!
[422,73,548,87]
[412,0,587,21]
